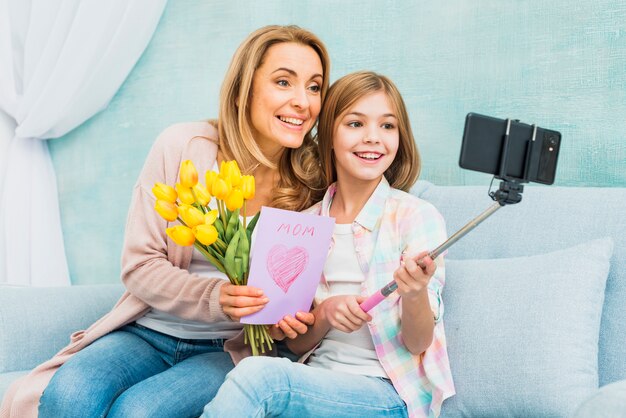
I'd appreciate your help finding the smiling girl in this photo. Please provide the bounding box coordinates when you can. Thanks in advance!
[202,71,455,417]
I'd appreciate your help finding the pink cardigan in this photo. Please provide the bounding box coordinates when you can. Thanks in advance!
[1,122,258,418]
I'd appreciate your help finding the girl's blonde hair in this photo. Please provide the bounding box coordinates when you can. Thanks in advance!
[317,71,420,192]
[213,25,330,211]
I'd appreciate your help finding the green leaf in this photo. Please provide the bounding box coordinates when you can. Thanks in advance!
[234,256,243,280]
[246,211,260,234]
[225,208,240,242]
[224,230,240,279]
[194,244,225,274]
[214,217,225,239]
[238,228,250,273]
[206,245,226,264]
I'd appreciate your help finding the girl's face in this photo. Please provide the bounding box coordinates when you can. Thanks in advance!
[332,91,400,188]
[249,42,323,157]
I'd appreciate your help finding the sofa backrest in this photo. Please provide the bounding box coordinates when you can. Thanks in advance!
[0,285,124,374]
[412,181,626,385]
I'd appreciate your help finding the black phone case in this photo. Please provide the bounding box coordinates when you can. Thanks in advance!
[459,113,561,185]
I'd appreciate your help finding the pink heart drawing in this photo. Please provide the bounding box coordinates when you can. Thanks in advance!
[266,244,309,293]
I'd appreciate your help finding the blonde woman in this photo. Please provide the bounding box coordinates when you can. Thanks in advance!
[1,25,330,418]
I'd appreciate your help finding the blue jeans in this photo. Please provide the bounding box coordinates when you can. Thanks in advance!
[201,357,408,418]
[39,323,234,418]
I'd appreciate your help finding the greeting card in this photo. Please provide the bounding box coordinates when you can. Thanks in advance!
[241,206,335,324]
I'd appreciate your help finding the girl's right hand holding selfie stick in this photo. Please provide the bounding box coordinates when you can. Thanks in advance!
[360,187,511,313]
[360,249,440,313]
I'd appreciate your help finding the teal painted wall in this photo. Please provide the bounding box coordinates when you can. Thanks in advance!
[49,0,626,284]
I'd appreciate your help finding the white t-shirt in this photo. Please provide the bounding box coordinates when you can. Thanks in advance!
[135,247,243,339]
[307,223,388,378]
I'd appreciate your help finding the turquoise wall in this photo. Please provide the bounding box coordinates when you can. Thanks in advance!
[49,0,626,284]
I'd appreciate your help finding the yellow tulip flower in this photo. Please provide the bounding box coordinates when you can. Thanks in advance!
[229,160,242,174]
[179,160,198,188]
[193,224,218,246]
[212,178,231,201]
[226,188,244,211]
[178,204,205,228]
[241,175,255,200]
[218,161,238,187]
[155,200,178,222]
[166,225,195,246]
[227,161,242,187]
[193,183,211,206]
[205,170,218,191]
[204,209,218,225]
[176,183,195,205]
[220,160,229,176]
[152,182,177,203]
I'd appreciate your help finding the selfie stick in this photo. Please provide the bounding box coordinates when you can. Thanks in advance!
[360,119,533,313]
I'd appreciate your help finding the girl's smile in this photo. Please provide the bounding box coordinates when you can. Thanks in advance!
[353,151,384,162]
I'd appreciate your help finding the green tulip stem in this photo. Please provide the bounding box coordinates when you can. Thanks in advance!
[218,200,227,230]
[253,325,259,353]
[245,325,259,356]
[214,238,227,252]
[241,324,273,356]
[190,188,206,214]
[243,201,247,230]
[194,243,225,273]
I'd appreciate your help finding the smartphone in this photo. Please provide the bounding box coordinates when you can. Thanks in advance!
[459,113,561,185]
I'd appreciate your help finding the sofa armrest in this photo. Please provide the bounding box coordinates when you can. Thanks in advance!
[0,284,124,373]
[572,380,626,417]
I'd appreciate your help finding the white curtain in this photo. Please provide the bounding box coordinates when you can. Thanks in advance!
[0,0,167,286]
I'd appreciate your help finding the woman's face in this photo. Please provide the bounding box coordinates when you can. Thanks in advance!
[332,91,400,188]
[249,42,323,157]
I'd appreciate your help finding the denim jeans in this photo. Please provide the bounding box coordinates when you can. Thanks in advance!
[39,323,234,418]
[201,357,408,418]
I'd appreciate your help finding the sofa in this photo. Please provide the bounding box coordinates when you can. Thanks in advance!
[1,181,624,417]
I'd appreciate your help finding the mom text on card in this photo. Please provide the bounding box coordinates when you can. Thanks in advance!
[276,223,316,237]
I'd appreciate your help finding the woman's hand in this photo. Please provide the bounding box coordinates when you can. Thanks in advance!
[394,251,436,302]
[219,283,268,321]
[268,311,316,341]
[319,295,372,333]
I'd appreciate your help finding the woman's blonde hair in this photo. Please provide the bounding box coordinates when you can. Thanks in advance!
[214,25,330,211]
[317,71,420,192]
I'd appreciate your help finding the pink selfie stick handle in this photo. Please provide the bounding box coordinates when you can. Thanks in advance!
[359,200,505,313]
[360,290,387,313]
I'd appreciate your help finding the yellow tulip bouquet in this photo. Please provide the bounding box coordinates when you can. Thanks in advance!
[152,159,273,356]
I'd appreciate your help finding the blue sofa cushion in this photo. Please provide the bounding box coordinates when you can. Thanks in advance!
[440,238,613,418]
[414,181,626,385]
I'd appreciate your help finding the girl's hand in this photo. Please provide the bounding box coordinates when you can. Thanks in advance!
[268,311,316,341]
[394,251,436,301]
[219,283,268,321]
[320,295,372,333]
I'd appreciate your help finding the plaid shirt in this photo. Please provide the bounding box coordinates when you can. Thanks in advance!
[306,177,455,417]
